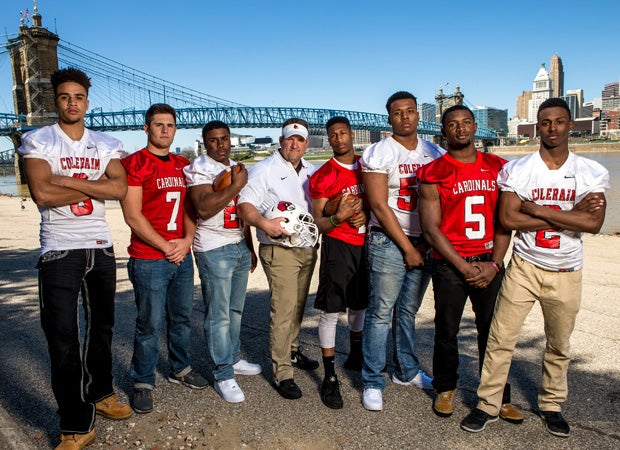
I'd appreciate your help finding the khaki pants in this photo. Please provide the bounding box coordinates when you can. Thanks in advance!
[477,253,582,415]
[259,244,317,381]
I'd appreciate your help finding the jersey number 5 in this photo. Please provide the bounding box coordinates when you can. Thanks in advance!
[465,195,486,239]
[397,177,418,211]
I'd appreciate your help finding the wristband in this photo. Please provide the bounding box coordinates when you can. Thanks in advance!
[329,215,340,227]
[490,260,501,272]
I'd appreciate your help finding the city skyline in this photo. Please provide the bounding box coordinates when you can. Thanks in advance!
[1,1,619,150]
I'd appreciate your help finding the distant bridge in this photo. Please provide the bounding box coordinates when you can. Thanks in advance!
[0,148,15,166]
[1,26,499,141]
[0,107,498,140]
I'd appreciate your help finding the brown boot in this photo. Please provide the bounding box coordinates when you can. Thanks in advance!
[95,394,133,420]
[500,402,524,424]
[55,429,95,450]
[433,390,455,417]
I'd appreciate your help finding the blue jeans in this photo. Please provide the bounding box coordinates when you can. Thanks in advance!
[194,241,251,381]
[362,230,431,390]
[38,247,116,434]
[128,254,195,388]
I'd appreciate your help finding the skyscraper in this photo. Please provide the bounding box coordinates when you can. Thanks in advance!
[528,63,552,122]
[472,106,508,134]
[550,54,564,98]
[516,90,532,120]
[602,82,619,98]
[564,89,584,119]
[419,102,436,123]
[602,82,620,111]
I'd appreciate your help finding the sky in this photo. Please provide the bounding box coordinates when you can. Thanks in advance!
[1,0,620,152]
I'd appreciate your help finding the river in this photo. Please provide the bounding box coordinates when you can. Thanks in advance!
[2,151,619,233]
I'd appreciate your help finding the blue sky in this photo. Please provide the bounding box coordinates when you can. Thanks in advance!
[1,0,619,151]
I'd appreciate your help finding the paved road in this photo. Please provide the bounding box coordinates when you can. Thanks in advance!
[1,229,619,448]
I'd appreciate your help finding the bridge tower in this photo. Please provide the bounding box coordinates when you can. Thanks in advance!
[434,85,464,123]
[433,85,465,146]
[6,3,59,183]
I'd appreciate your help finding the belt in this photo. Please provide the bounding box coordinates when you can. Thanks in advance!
[463,253,492,263]
[370,226,426,247]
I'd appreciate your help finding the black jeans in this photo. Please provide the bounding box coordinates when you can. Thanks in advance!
[431,258,511,403]
[38,248,116,434]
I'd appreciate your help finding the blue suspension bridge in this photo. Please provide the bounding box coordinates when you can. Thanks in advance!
[0,34,498,162]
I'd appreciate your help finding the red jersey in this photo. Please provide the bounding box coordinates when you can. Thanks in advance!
[309,156,366,246]
[417,151,507,258]
[121,148,190,259]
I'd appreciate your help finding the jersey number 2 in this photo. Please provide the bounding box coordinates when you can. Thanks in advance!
[535,205,561,249]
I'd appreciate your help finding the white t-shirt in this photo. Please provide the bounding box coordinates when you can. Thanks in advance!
[183,155,244,252]
[361,136,445,237]
[498,150,610,271]
[238,149,316,245]
[18,124,123,254]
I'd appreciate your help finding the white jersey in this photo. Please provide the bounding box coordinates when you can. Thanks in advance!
[361,136,445,236]
[18,124,123,254]
[238,149,316,245]
[183,155,244,252]
[498,150,609,271]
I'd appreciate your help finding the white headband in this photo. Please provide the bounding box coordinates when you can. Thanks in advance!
[282,123,309,140]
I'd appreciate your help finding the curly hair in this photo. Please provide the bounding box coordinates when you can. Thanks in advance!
[386,91,417,114]
[50,68,91,97]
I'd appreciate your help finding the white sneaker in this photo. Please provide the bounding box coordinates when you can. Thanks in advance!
[215,379,245,403]
[232,359,262,376]
[362,388,383,411]
[392,369,433,390]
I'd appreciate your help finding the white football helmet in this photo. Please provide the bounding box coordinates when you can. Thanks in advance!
[264,201,319,248]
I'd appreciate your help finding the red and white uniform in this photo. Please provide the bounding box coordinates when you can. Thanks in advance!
[498,151,609,271]
[183,155,244,252]
[308,156,366,246]
[19,124,123,254]
[417,151,506,258]
[361,136,445,236]
[121,149,190,259]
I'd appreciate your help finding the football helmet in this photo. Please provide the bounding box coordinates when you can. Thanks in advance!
[264,201,319,248]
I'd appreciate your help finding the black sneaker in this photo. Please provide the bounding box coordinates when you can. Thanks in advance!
[291,347,319,371]
[132,388,153,414]
[320,375,343,409]
[273,378,302,399]
[167,369,208,389]
[460,408,499,433]
[541,411,571,437]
